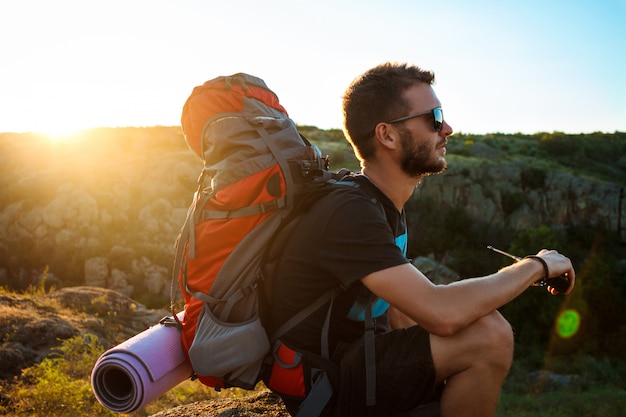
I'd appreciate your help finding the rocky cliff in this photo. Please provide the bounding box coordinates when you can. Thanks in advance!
[1,128,624,303]
[419,158,624,233]
[0,128,200,301]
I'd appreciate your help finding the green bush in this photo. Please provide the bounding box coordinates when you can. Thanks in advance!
[3,334,116,417]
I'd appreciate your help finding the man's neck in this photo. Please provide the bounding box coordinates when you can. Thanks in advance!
[361,165,421,212]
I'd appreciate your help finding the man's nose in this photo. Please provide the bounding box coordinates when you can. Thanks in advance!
[440,120,453,136]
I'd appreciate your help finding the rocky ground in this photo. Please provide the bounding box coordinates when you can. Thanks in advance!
[0,286,294,416]
[0,286,580,417]
[149,390,291,417]
[149,392,443,417]
[0,286,168,380]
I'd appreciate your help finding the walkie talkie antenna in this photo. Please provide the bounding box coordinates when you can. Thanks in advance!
[486,245,522,262]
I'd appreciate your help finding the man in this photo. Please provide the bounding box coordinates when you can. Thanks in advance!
[266,62,575,417]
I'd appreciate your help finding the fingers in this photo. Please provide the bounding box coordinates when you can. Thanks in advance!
[563,271,575,295]
[547,271,575,295]
[537,249,575,295]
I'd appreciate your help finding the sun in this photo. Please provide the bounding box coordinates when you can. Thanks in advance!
[43,127,84,143]
[32,115,87,143]
[10,81,99,142]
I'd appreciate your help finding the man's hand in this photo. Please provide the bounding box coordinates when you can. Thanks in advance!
[535,249,576,295]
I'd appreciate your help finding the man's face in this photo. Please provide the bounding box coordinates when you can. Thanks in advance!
[393,84,452,178]
[398,123,448,177]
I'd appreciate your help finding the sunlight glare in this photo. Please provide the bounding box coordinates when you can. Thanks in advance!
[33,117,84,143]
[555,309,580,339]
[44,129,83,143]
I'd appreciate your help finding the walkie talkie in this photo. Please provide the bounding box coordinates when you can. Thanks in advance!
[487,246,570,293]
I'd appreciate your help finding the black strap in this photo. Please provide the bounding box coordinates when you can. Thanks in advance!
[364,297,377,407]
[271,292,337,417]
[271,287,338,344]
[524,255,549,281]
[296,370,334,417]
[320,295,335,359]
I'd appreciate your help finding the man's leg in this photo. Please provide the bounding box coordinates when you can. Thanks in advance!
[333,325,439,417]
[430,310,514,417]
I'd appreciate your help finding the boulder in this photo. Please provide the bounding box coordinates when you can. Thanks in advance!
[413,257,460,285]
[84,257,109,287]
[0,286,169,380]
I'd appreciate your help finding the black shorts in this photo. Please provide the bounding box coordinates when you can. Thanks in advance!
[332,325,439,417]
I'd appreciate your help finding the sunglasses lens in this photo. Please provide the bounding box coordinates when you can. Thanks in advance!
[433,108,443,131]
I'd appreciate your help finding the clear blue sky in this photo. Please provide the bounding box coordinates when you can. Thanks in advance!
[1,0,624,135]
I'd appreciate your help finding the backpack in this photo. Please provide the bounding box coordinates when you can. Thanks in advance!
[168,73,348,392]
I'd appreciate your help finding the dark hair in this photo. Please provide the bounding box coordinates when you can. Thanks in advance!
[342,62,435,161]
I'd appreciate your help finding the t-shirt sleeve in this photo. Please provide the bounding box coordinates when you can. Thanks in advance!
[320,196,409,288]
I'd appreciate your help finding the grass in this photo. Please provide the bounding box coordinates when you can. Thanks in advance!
[2,282,625,416]
[494,354,626,417]
[3,330,625,416]
[496,388,626,417]
[0,330,267,417]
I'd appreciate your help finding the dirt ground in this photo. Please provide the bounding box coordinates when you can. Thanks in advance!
[149,390,291,417]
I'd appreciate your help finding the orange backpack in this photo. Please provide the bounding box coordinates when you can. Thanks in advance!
[170,73,343,391]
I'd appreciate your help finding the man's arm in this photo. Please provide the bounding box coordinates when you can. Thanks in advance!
[389,306,418,329]
[363,250,575,337]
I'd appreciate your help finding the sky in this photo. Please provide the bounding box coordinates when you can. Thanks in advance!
[1,0,625,136]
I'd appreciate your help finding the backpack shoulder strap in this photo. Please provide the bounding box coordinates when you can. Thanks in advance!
[270,286,338,344]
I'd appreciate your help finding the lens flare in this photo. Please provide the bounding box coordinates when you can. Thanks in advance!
[556,309,580,338]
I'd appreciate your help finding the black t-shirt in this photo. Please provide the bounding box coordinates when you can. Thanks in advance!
[269,175,409,355]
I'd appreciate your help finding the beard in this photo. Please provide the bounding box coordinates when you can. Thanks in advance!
[398,126,447,178]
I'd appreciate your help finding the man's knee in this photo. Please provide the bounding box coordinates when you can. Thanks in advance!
[475,312,514,369]
[431,311,514,380]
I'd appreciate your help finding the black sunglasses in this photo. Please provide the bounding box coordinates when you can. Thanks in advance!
[387,107,444,132]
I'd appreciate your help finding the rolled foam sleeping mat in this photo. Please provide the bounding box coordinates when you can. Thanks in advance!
[91,312,192,413]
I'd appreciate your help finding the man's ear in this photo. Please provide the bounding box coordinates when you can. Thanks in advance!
[373,122,399,151]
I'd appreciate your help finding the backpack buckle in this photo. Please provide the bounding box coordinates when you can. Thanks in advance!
[159,316,182,329]
[259,200,279,213]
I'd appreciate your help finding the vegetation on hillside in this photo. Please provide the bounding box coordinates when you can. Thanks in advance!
[1,127,625,416]
[448,131,626,183]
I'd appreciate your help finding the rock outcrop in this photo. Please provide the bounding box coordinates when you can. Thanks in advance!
[0,286,168,380]
[0,128,201,295]
[1,129,624,302]
[418,161,624,233]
